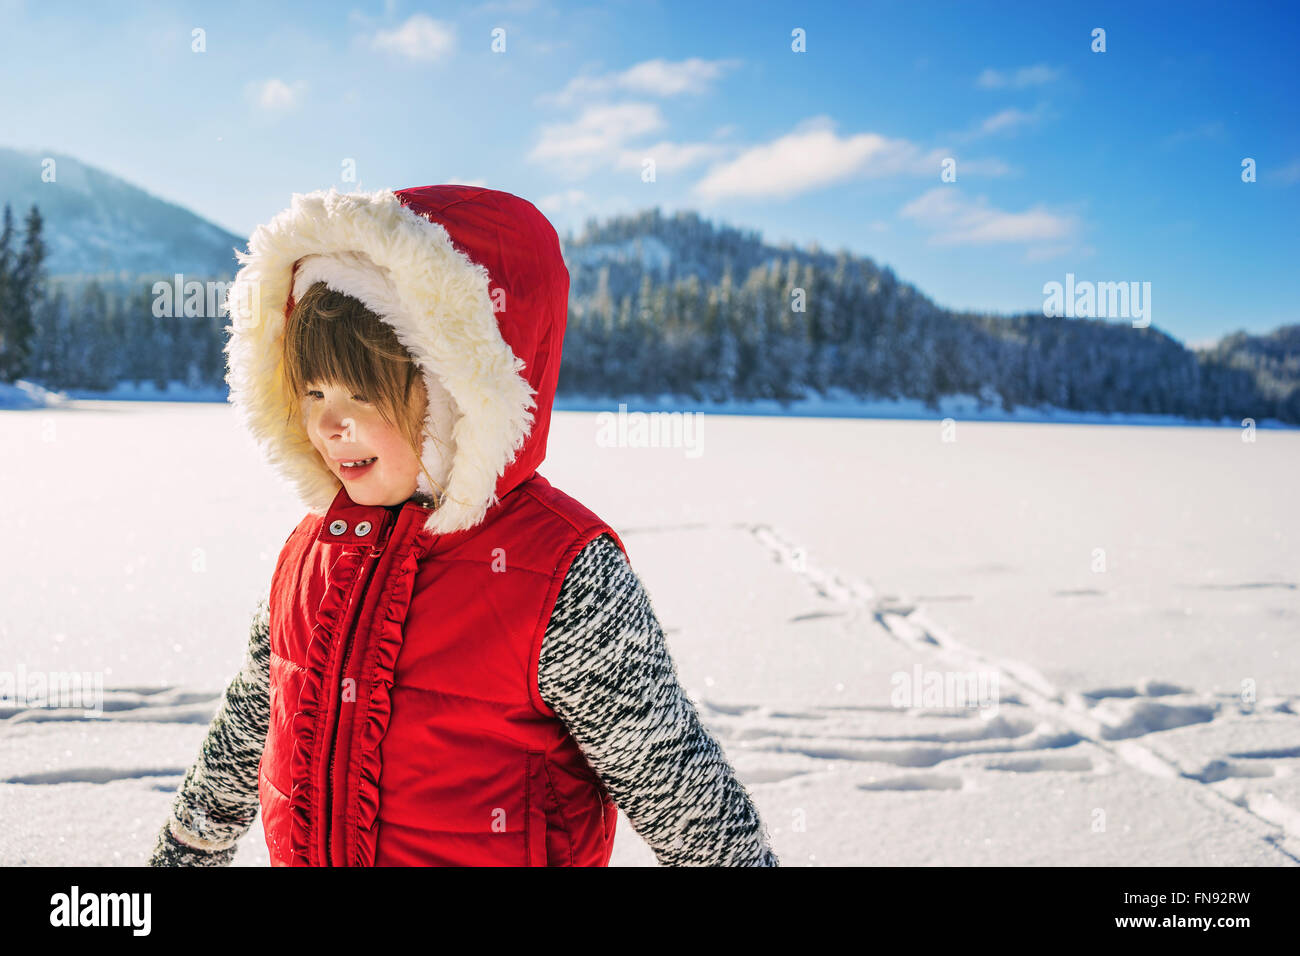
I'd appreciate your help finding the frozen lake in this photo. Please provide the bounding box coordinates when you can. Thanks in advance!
[1,400,1297,865]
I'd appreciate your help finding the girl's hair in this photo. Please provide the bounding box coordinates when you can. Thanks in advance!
[281,280,446,505]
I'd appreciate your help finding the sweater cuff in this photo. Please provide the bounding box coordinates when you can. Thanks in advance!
[167,814,237,852]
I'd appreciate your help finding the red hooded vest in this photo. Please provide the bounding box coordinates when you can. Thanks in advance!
[259,473,626,866]
[226,185,627,865]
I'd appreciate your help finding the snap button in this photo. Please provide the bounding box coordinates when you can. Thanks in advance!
[354,520,372,536]
[328,519,347,535]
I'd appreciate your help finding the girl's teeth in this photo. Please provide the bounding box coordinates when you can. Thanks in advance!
[342,457,377,468]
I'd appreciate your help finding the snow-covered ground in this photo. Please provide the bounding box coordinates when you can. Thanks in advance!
[1,396,1297,866]
[15,378,1297,429]
[0,379,75,410]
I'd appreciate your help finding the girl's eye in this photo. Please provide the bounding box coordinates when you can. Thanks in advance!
[303,389,367,403]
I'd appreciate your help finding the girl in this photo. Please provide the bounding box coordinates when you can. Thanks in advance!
[148,185,778,867]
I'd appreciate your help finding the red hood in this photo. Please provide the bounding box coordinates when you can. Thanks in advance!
[224,185,570,535]
[394,185,567,505]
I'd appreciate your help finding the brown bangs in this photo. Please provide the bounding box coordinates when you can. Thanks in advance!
[281,280,425,448]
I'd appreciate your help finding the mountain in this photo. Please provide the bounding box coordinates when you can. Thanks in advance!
[560,206,867,298]
[1197,325,1300,406]
[555,207,1298,422]
[0,147,243,277]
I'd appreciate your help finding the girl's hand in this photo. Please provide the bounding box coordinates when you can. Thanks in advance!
[147,821,238,867]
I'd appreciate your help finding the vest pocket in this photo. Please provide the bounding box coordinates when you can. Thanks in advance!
[523,750,550,866]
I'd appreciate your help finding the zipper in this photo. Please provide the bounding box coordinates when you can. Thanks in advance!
[321,511,396,866]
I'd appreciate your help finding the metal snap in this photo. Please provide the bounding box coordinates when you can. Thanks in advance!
[355,520,372,536]
[328,519,347,535]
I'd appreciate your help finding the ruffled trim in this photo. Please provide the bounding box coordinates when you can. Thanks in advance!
[351,532,431,865]
[288,546,367,866]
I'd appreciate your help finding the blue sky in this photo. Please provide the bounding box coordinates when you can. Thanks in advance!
[2,0,1297,345]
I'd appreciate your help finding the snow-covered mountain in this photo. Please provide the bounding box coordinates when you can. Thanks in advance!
[560,206,859,294]
[564,233,676,277]
[0,147,243,277]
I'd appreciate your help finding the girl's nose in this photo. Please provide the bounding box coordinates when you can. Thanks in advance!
[317,403,357,441]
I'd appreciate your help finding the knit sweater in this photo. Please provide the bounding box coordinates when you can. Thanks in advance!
[149,532,779,867]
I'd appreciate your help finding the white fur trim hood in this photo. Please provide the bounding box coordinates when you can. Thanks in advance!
[223,186,571,536]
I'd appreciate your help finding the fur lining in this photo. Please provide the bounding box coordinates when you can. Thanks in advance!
[223,187,538,535]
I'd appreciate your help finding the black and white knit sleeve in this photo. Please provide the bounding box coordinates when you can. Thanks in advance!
[537,533,780,867]
[148,595,271,866]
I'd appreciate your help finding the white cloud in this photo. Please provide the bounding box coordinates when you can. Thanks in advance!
[249,78,305,111]
[691,117,944,201]
[528,102,666,168]
[1275,158,1300,185]
[537,190,638,228]
[528,102,732,177]
[954,157,1015,177]
[614,140,729,173]
[948,104,1051,143]
[900,187,1077,244]
[540,57,740,107]
[977,64,1061,89]
[528,108,1012,193]
[370,13,456,62]
[980,108,1039,134]
[537,189,587,212]
[619,57,740,95]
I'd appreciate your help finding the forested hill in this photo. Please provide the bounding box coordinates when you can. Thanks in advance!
[556,208,1299,423]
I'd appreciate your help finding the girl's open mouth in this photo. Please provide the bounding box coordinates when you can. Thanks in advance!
[339,456,378,478]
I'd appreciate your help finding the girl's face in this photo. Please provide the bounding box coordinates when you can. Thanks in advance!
[302,377,427,507]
